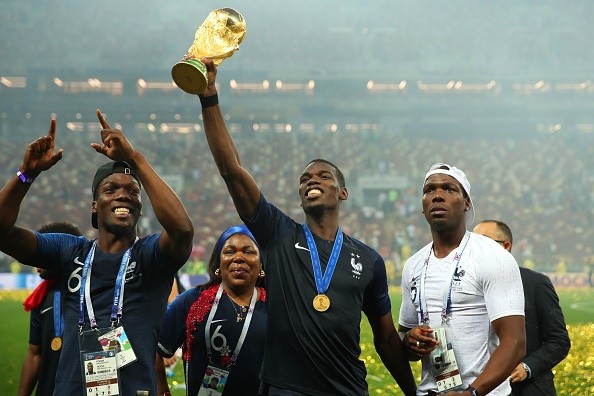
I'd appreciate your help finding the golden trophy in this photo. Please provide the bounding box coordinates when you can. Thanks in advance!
[172,8,246,94]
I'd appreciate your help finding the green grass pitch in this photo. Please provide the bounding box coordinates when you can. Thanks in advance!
[1,288,593,394]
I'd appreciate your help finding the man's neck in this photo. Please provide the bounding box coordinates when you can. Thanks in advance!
[97,231,136,253]
[431,228,467,258]
[305,215,340,241]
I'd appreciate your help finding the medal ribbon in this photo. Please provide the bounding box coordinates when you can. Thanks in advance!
[78,239,135,329]
[53,288,64,338]
[204,283,258,366]
[302,223,343,296]
[419,232,471,325]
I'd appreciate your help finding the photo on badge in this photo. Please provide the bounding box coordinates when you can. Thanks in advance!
[98,326,137,368]
[198,365,228,396]
[82,349,120,395]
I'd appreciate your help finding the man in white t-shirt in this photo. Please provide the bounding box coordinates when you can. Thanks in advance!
[398,163,525,396]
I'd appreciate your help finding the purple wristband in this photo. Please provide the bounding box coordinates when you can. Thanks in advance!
[16,170,36,184]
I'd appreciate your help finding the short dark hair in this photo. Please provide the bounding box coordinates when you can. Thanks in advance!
[481,220,513,245]
[38,221,82,236]
[306,159,346,187]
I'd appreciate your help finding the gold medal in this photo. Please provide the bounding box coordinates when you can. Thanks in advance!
[51,337,62,351]
[313,294,330,312]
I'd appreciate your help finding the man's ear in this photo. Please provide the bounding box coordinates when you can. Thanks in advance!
[340,187,349,201]
[503,241,513,253]
[91,201,97,214]
[464,197,471,211]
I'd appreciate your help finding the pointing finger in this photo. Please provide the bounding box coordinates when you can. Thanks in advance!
[47,118,56,140]
[96,109,110,130]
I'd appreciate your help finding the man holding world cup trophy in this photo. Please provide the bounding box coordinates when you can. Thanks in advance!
[178,8,417,394]
[171,8,246,95]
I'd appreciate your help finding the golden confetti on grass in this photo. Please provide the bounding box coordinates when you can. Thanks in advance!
[556,324,594,395]
[361,324,593,395]
[0,290,30,302]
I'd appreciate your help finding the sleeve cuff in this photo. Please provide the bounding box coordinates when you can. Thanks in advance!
[522,362,532,378]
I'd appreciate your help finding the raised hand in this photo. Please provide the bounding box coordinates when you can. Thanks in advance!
[21,118,63,176]
[91,109,137,162]
[200,57,218,96]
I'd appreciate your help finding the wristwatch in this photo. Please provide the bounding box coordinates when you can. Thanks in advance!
[466,385,479,396]
[522,362,532,378]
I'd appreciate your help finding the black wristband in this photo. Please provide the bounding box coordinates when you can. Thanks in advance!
[466,386,479,396]
[199,93,219,108]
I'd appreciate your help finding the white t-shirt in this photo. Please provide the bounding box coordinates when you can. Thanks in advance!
[399,231,524,396]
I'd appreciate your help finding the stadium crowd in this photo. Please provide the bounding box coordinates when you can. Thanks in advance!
[0,127,591,283]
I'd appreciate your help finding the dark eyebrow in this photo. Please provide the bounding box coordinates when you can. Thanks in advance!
[424,181,460,189]
[103,179,140,188]
[301,169,333,177]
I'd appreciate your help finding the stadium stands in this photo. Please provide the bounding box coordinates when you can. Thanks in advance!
[0,124,591,278]
[1,1,592,282]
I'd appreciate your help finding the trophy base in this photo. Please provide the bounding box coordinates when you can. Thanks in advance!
[171,58,208,94]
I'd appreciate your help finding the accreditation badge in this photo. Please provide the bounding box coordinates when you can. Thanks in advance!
[428,327,464,393]
[79,327,122,394]
[82,349,120,395]
[98,326,137,368]
[197,365,229,396]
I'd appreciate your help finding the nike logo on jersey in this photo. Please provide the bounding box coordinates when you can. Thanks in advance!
[41,306,53,314]
[294,242,310,252]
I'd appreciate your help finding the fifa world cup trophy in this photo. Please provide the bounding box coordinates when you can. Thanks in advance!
[172,8,246,94]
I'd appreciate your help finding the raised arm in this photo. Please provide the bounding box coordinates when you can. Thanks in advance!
[92,110,194,261]
[369,313,417,396]
[198,58,261,219]
[0,118,63,262]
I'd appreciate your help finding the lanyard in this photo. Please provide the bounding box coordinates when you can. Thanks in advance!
[301,224,343,295]
[419,232,470,325]
[53,288,64,337]
[204,283,258,367]
[78,240,135,329]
